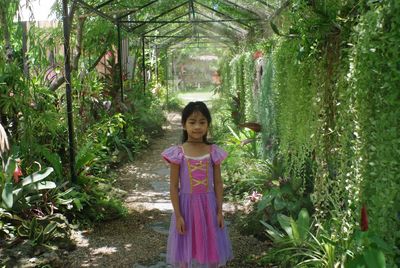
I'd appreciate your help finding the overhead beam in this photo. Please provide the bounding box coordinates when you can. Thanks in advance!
[121,18,262,24]
[194,0,251,28]
[160,24,190,36]
[257,0,276,9]
[219,0,261,18]
[96,0,115,9]
[145,35,230,39]
[75,0,115,22]
[118,0,160,20]
[75,0,129,31]
[128,1,189,32]
[195,11,243,34]
[144,13,189,35]
[164,40,233,49]
[189,0,195,20]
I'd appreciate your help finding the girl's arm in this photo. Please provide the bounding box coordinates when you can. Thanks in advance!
[214,164,225,228]
[170,163,185,234]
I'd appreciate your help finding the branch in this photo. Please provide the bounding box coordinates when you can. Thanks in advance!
[72,16,86,70]
[88,49,108,72]
[50,3,84,91]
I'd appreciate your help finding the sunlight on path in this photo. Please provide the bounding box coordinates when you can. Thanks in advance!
[177,90,218,107]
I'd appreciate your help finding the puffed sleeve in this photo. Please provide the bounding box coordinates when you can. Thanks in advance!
[211,144,228,165]
[161,146,183,164]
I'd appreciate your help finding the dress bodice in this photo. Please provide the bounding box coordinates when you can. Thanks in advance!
[161,144,228,195]
[181,154,212,194]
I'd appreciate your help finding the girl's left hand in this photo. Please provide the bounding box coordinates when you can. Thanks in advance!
[217,212,224,229]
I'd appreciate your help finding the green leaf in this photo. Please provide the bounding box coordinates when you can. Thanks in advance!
[260,220,283,242]
[270,21,281,36]
[43,221,57,236]
[290,217,300,244]
[4,158,16,182]
[273,196,286,211]
[296,208,310,241]
[363,248,386,268]
[38,146,62,179]
[277,214,293,238]
[75,142,96,174]
[2,182,13,209]
[25,181,57,192]
[227,125,240,141]
[257,193,274,212]
[20,167,54,187]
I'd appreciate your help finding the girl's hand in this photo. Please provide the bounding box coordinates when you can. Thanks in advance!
[217,212,224,229]
[176,216,186,234]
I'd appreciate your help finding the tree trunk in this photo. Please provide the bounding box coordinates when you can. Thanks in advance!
[0,2,13,62]
[22,21,30,78]
[49,1,83,91]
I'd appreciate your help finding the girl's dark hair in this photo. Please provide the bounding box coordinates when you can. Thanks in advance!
[181,101,212,143]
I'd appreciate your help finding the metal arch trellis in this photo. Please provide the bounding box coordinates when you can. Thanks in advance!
[62,0,287,182]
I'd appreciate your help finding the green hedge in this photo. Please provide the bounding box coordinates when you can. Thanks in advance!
[219,0,400,264]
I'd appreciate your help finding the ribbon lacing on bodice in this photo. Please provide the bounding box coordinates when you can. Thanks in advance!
[186,158,209,193]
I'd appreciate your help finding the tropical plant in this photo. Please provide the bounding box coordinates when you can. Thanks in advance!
[345,230,388,268]
[1,162,56,213]
[262,208,311,246]
[17,213,71,246]
[260,209,340,267]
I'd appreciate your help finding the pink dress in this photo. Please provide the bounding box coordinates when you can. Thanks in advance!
[162,144,233,268]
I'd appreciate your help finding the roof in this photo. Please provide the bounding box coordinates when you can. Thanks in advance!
[74,0,288,48]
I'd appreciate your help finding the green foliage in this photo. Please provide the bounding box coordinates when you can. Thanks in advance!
[17,213,71,246]
[61,176,127,226]
[1,158,55,212]
[217,0,400,266]
[345,230,389,268]
[0,208,17,239]
[259,54,278,159]
[262,208,311,246]
[346,1,400,262]
[258,208,333,267]
[255,155,313,226]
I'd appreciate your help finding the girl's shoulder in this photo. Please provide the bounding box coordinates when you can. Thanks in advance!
[161,145,183,164]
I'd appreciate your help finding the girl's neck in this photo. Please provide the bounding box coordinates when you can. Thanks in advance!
[186,140,205,144]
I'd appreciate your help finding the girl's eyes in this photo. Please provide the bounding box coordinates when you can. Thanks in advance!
[188,121,206,124]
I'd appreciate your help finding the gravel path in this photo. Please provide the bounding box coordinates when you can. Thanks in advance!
[67,111,270,268]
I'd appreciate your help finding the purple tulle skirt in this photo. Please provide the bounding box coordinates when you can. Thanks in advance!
[167,192,233,268]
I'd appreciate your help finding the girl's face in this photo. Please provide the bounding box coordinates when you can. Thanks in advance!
[183,111,209,141]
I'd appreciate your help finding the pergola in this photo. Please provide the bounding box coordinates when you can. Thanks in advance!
[61,0,289,181]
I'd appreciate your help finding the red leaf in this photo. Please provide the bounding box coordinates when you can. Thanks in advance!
[238,122,262,132]
[360,204,368,232]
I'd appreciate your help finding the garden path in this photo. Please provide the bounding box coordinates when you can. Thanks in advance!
[67,108,269,267]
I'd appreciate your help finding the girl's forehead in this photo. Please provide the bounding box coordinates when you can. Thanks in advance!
[187,111,207,120]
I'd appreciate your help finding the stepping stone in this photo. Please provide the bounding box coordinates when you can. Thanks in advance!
[149,221,170,235]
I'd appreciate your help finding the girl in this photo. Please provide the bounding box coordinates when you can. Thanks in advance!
[162,101,233,268]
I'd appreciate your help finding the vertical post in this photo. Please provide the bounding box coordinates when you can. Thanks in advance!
[62,0,77,183]
[117,21,124,103]
[21,21,29,79]
[155,45,158,83]
[165,49,169,108]
[171,52,175,91]
[141,35,146,93]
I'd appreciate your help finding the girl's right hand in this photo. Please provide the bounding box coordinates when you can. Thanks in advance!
[176,216,185,234]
